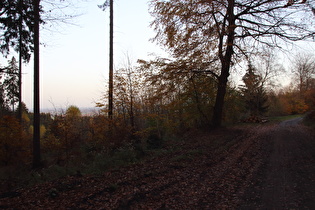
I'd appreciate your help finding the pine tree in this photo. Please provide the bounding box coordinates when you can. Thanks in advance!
[0,73,9,116]
[0,57,19,113]
[240,63,268,116]
[1,0,35,121]
[0,0,34,61]
[4,57,19,111]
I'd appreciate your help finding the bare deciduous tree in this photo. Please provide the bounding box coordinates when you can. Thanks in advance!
[292,53,315,96]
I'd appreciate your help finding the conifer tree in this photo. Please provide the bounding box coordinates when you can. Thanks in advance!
[0,57,19,114]
[1,0,35,121]
[3,57,19,111]
[241,63,268,116]
[0,0,34,61]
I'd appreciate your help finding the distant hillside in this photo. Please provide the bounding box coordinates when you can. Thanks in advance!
[40,107,102,116]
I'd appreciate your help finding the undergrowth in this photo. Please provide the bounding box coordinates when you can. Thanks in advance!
[0,134,180,193]
[303,111,315,129]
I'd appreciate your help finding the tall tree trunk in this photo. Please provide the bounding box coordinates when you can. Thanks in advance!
[18,0,23,122]
[33,0,41,169]
[129,87,135,130]
[18,44,22,121]
[108,0,114,121]
[212,0,235,128]
[212,65,230,127]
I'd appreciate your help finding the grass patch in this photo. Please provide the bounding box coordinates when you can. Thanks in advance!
[268,114,303,123]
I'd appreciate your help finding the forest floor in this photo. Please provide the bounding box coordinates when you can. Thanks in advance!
[1,118,315,209]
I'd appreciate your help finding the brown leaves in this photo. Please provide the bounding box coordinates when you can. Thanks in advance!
[1,124,314,209]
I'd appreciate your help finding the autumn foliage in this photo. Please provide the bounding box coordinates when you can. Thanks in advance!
[0,116,30,165]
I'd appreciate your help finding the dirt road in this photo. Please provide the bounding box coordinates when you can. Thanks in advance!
[241,119,315,209]
[1,118,315,209]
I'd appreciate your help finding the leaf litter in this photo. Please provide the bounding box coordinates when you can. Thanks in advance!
[1,124,315,209]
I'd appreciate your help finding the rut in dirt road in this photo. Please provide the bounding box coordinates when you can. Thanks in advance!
[241,119,315,209]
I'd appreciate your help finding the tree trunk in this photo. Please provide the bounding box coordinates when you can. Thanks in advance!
[212,0,235,128]
[18,45,22,122]
[212,70,229,127]
[33,0,41,169]
[18,0,23,123]
[108,0,114,121]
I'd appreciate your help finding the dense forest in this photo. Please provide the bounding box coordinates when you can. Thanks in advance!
[0,0,315,191]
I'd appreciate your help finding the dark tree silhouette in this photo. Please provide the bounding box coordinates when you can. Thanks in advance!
[3,57,19,111]
[109,0,113,121]
[0,0,34,121]
[240,63,268,116]
[0,57,19,115]
[0,0,34,61]
[99,0,114,121]
[33,0,41,169]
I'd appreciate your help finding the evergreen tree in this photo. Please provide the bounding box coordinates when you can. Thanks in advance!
[0,57,19,113]
[240,63,268,116]
[1,0,36,121]
[3,57,19,111]
[0,73,9,116]
[0,0,34,61]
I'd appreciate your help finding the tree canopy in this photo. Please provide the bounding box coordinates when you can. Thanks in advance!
[66,105,82,118]
[0,0,35,62]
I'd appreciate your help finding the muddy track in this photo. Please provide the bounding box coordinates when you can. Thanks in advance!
[1,120,314,209]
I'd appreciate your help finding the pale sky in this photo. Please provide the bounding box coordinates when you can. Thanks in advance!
[8,0,315,111]
[21,0,165,111]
